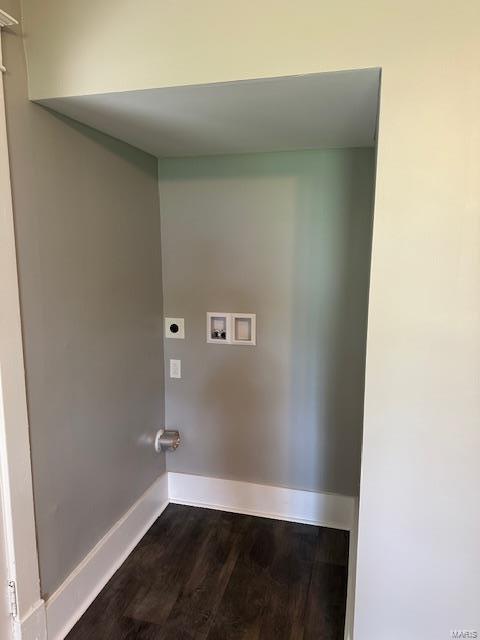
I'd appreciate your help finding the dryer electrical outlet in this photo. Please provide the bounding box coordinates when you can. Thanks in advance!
[165,318,185,339]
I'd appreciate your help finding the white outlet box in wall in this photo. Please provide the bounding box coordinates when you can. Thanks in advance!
[207,312,231,344]
[206,312,256,345]
[231,313,256,345]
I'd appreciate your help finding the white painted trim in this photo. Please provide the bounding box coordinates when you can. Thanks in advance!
[0,23,46,640]
[168,472,356,531]
[17,600,46,640]
[45,474,168,640]
[0,10,18,28]
[344,498,359,640]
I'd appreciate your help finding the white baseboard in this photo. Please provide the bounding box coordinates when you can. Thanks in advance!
[168,472,356,530]
[45,473,168,640]
[45,471,357,640]
[344,499,359,640]
[17,598,47,640]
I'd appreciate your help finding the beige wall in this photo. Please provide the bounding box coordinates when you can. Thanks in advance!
[16,0,480,637]
[3,0,165,598]
[160,149,375,497]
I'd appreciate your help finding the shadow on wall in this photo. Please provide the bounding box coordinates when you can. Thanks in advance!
[5,80,165,595]
[287,153,374,496]
[160,150,375,497]
[39,106,160,177]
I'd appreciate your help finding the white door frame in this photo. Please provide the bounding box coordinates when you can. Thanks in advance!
[0,10,46,640]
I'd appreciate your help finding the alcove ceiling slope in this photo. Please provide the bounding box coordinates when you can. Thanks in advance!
[37,68,380,158]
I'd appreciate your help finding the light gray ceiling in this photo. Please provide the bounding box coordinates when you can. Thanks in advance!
[38,68,380,158]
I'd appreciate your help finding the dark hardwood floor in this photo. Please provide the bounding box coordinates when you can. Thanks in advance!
[67,504,349,640]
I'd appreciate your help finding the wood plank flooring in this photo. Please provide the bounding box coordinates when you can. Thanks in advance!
[66,504,349,640]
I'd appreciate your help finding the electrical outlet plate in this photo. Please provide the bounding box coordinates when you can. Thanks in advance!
[169,359,181,378]
[165,317,185,339]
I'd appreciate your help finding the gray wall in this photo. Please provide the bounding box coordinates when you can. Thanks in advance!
[3,1,165,598]
[160,149,374,496]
